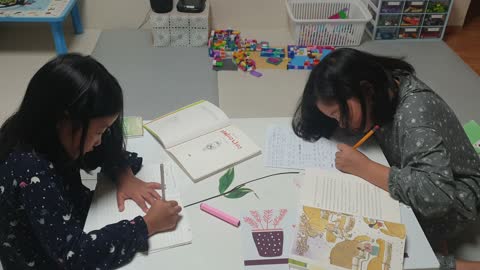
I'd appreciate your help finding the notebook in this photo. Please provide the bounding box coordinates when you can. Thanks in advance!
[85,162,192,252]
[144,100,261,181]
[123,116,144,138]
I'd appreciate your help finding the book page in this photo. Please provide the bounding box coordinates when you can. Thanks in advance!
[300,169,400,223]
[168,125,261,181]
[85,163,192,252]
[144,101,230,148]
[264,126,337,170]
[290,205,406,270]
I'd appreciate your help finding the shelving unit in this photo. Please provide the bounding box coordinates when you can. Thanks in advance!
[362,0,453,40]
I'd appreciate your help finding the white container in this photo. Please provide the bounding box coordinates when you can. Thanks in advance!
[150,0,209,47]
[286,0,372,46]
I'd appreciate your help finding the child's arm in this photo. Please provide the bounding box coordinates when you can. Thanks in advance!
[388,127,471,219]
[18,155,148,269]
[84,149,143,179]
[335,143,390,191]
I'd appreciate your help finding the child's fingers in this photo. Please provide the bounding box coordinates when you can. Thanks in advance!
[116,193,126,212]
[149,190,161,201]
[142,194,155,207]
[337,143,349,151]
[134,196,149,213]
[147,182,162,190]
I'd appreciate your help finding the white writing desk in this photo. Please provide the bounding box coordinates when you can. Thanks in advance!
[84,118,439,270]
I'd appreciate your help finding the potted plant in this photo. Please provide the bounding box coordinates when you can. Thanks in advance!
[244,209,288,257]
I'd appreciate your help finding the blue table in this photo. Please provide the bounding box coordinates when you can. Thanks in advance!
[0,0,83,54]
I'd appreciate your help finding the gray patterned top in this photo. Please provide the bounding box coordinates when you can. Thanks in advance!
[375,72,480,238]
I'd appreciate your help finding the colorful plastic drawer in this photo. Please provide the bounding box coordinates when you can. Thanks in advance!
[423,14,446,26]
[420,27,443,38]
[376,27,398,40]
[379,14,401,26]
[403,1,426,13]
[398,27,420,39]
[426,0,449,13]
[401,14,423,26]
[380,1,404,13]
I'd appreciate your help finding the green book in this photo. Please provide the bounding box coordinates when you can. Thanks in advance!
[123,116,144,138]
[463,120,480,154]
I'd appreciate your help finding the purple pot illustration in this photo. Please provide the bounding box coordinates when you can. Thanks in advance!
[252,229,284,257]
[244,209,289,257]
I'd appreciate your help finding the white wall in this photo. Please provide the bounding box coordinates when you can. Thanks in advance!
[77,0,470,30]
[77,0,288,30]
[448,0,471,26]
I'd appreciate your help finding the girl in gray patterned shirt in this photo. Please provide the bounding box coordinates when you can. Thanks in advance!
[293,48,480,270]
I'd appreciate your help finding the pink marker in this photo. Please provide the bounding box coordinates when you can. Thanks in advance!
[200,203,240,227]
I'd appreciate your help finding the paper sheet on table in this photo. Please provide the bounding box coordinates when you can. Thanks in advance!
[264,126,337,170]
[300,168,401,222]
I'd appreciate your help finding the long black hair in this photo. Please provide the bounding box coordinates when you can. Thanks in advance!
[292,48,414,141]
[0,54,125,171]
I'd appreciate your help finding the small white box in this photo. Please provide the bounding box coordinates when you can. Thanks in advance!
[150,0,209,47]
[190,28,208,46]
[152,28,171,47]
[170,28,190,47]
[190,15,208,29]
[170,15,189,28]
[151,14,169,28]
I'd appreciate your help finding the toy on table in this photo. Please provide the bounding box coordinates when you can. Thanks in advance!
[233,49,256,72]
[208,29,241,70]
[328,8,348,19]
[212,51,224,68]
[259,41,269,51]
[250,70,263,77]
[266,57,283,65]
[260,47,286,58]
[241,39,258,51]
[287,45,335,70]
[238,58,256,72]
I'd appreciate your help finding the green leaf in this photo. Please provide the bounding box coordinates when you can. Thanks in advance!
[218,167,235,194]
[224,187,253,199]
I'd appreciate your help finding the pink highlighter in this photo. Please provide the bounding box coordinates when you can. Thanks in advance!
[200,203,241,227]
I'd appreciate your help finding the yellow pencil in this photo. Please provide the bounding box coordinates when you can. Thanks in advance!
[353,125,380,149]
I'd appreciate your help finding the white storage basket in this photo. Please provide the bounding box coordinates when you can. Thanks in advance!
[286,0,372,46]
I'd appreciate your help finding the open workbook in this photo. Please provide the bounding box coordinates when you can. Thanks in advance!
[289,205,406,270]
[85,163,192,253]
[289,169,405,270]
[144,100,261,181]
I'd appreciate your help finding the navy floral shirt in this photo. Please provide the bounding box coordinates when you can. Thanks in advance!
[0,150,148,270]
